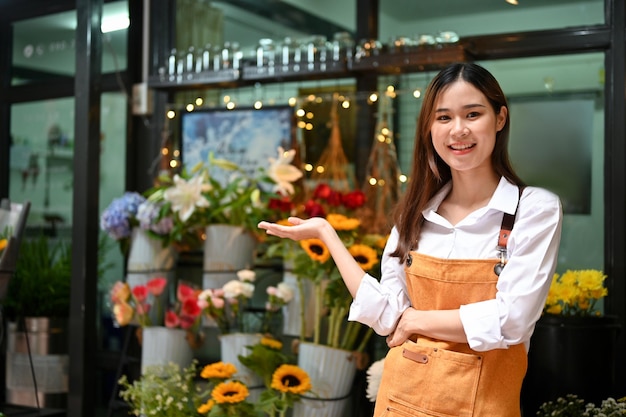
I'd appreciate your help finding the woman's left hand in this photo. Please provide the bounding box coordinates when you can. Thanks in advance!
[386,307,419,347]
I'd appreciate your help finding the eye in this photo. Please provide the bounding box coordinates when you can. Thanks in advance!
[436,114,450,121]
[467,111,480,119]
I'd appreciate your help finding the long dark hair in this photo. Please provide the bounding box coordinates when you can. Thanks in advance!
[390,62,525,262]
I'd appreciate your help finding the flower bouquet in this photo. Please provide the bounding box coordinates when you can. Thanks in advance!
[109,277,203,343]
[278,183,387,351]
[543,269,608,316]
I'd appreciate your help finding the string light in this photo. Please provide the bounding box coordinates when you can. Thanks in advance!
[166,110,176,119]
[254,100,263,109]
[195,97,203,106]
[506,0,519,4]
[186,103,194,112]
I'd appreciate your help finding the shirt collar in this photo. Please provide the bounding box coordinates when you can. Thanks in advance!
[423,177,521,217]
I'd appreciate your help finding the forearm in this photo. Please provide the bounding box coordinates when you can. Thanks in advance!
[389,308,468,346]
[318,221,366,297]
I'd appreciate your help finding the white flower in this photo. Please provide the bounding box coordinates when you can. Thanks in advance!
[223,279,255,299]
[267,147,303,196]
[276,282,295,303]
[366,358,385,402]
[237,269,256,282]
[163,174,211,222]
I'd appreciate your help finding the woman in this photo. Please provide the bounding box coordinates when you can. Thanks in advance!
[258,63,562,416]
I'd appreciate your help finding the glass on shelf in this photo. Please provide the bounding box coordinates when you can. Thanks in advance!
[331,31,354,61]
[167,48,177,80]
[200,43,212,72]
[389,36,416,53]
[256,38,276,70]
[435,31,459,44]
[415,34,437,47]
[279,37,294,70]
[354,38,382,61]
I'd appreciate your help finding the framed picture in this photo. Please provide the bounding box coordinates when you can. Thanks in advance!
[181,106,295,182]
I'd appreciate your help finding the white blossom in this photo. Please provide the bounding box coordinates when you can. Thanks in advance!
[163,174,210,222]
[267,146,303,196]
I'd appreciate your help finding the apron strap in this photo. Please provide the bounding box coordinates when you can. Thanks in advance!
[497,186,526,250]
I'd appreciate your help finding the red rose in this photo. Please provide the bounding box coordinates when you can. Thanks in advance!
[304,200,326,217]
[343,190,366,209]
[327,190,343,207]
[269,197,294,213]
[313,183,332,200]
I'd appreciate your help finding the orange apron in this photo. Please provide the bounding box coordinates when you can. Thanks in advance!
[373,252,527,417]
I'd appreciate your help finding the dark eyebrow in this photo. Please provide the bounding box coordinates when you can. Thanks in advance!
[435,103,487,113]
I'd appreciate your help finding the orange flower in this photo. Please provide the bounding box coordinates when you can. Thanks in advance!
[110,281,131,304]
[113,302,134,326]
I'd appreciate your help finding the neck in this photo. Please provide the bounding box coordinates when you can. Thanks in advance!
[448,170,500,206]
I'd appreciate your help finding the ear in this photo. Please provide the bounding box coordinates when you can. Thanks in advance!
[496,106,508,132]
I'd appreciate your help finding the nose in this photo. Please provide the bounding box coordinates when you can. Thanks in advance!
[450,119,469,138]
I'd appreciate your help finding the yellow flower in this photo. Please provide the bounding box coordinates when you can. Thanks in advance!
[201,361,237,380]
[211,381,249,404]
[277,219,293,227]
[544,269,608,316]
[348,244,379,271]
[300,238,330,263]
[271,364,312,395]
[327,213,360,231]
[197,399,215,414]
[260,336,283,350]
[0,238,7,252]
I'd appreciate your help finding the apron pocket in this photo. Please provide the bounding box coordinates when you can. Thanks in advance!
[385,341,482,417]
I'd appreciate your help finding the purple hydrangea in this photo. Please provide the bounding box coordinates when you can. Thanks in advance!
[136,200,174,236]
[100,192,147,240]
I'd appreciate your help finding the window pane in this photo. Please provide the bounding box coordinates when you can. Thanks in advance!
[10,97,75,229]
[380,0,603,40]
[11,0,128,86]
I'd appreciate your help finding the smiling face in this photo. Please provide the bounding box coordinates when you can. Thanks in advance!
[430,80,507,176]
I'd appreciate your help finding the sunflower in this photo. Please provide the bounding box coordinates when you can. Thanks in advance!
[271,364,312,395]
[261,336,283,350]
[200,361,237,380]
[197,399,215,414]
[349,244,380,271]
[300,238,330,263]
[326,213,360,231]
[211,381,249,404]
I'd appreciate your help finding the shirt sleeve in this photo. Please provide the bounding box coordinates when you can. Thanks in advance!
[348,227,411,336]
[459,187,563,352]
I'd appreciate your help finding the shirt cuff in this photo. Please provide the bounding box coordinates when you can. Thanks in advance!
[459,299,506,351]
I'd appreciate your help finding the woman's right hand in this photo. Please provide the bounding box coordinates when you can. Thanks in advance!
[258,216,330,241]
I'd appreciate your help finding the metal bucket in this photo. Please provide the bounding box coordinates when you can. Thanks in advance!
[5,317,68,408]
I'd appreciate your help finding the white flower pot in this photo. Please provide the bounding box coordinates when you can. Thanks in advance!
[202,225,256,289]
[219,332,264,388]
[140,326,193,375]
[281,264,314,338]
[294,342,357,417]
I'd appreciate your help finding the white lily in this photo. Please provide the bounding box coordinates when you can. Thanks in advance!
[163,174,211,222]
[267,146,303,195]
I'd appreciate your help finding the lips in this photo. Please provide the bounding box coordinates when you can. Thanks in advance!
[449,143,475,151]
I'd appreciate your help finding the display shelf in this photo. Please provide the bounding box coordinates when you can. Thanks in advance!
[148,68,241,90]
[348,44,473,73]
[146,45,472,91]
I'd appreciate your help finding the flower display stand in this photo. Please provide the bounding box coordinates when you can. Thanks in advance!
[521,314,621,415]
[293,342,357,417]
[126,228,177,312]
[203,225,256,289]
[219,332,264,401]
[140,326,193,375]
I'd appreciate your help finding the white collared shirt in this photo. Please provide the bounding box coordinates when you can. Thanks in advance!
[348,177,563,352]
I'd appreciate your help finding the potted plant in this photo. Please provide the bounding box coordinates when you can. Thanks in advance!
[522,269,621,415]
[2,234,72,408]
